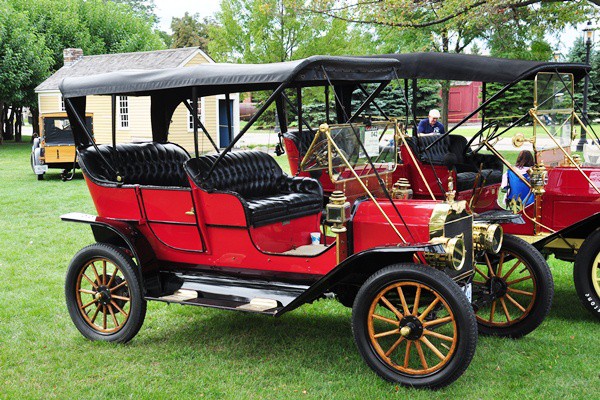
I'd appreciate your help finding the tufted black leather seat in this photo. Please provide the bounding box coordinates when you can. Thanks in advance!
[78,142,190,187]
[185,150,323,227]
[283,130,315,158]
[405,135,502,192]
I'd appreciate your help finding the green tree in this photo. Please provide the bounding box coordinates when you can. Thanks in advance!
[568,37,599,118]
[309,0,597,124]
[171,12,213,51]
[0,1,52,141]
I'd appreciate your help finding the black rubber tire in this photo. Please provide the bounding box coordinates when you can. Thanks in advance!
[65,243,146,343]
[352,264,477,389]
[574,229,600,320]
[473,234,554,338]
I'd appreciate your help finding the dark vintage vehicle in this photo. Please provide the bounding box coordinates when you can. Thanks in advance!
[356,53,599,320]
[59,56,551,389]
[31,112,93,180]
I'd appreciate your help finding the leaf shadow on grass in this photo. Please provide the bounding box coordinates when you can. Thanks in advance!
[549,286,597,323]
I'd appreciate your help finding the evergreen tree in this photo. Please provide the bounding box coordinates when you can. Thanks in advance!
[568,38,599,119]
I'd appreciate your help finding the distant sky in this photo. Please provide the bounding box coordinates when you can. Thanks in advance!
[153,0,592,58]
[154,0,221,32]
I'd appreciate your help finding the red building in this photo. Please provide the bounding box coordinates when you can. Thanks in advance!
[448,81,482,123]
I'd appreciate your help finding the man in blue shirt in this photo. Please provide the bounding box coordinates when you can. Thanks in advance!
[417,109,445,135]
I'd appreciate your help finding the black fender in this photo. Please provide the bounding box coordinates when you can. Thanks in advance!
[530,212,600,252]
[61,212,161,295]
[277,243,445,315]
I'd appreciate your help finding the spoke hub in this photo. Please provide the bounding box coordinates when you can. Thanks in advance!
[488,276,508,298]
[95,286,112,305]
[399,315,423,340]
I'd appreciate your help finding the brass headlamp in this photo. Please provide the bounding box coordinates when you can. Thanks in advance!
[473,223,503,254]
[425,235,466,271]
[529,163,548,195]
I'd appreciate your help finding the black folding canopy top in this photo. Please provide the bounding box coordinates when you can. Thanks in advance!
[59,55,401,99]
[375,52,590,83]
[60,55,402,147]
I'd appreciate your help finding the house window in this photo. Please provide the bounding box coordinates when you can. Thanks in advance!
[118,96,129,128]
[187,99,202,131]
[60,96,65,111]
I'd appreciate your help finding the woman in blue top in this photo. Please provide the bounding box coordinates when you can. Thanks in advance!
[502,150,535,207]
[417,109,445,135]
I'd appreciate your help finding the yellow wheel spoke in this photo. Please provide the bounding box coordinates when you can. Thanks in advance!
[397,286,410,316]
[110,281,127,293]
[374,328,400,339]
[423,316,452,328]
[414,341,428,370]
[90,263,101,285]
[507,287,534,296]
[78,289,95,295]
[82,274,98,289]
[102,306,107,330]
[412,286,421,315]
[506,275,532,286]
[500,298,512,322]
[108,304,119,328]
[111,295,130,302]
[403,341,412,368]
[102,260,107,285]
[106,271,116,288]
[423,329,454,342]
[497,252,505,277]
[502,260,522,280]
[505,294,527,313]
[475,266,489,280]
[421,336,445,360]
[418,297,440,321]
[372,314,399,326]
[90,304,101,324]
[490,300,497,322]
[380,296,403,320]
[110,300,128,318]
[385,336,406,357]
[80,298,97,310]
[484,253,497,277]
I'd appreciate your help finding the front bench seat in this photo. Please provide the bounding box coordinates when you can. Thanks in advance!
[78,142,191,187]
[185,150,323,227]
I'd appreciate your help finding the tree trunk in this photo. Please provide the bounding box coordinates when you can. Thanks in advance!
[31,107,40,141]
[0,102,5,141]
[15,107,22,142]
[441,31,450,127]
[5,106,15,140]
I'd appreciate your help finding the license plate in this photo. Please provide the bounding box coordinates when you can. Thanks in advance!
[34,165,48,174]
[461,283,472,302]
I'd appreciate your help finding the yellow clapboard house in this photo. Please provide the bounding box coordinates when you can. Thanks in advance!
[35,47,239,154]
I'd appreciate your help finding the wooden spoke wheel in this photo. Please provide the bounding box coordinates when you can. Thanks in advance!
[352,264,477,389]
[574,229,600,320]
[472,234,553,338]
[66,243,146,343]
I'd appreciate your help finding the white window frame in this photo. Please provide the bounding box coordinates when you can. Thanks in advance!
[59,96,65,112]
[187,98,205,132]
[118,96,129,129]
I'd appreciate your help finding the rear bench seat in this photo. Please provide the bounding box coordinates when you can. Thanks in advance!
[78,142,190,187]
[185,150,323,227]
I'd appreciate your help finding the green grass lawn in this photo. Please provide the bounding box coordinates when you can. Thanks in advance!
[0,140,598,399]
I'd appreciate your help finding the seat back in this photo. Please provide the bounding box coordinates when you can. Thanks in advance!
[405,135,450,164]
[78,142,190,187]
[283,130,315,159]
[185,150,285,197]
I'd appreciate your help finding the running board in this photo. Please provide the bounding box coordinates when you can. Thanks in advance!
[145,270,311,316]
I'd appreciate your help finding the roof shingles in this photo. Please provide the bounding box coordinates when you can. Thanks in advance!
[36,47,203,92]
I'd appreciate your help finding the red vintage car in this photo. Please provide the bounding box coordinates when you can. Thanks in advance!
[60,56,550,389]
[357,53,599,320]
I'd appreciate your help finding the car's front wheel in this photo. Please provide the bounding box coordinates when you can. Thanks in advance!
[472,234,554,338]
[574,229,600,320]
[352,264,477,389]
[65,243,146,343]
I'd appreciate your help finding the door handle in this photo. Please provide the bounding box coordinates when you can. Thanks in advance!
[185,207,195,216]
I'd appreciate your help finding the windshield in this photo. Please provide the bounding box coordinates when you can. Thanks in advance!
[301,120,398,182]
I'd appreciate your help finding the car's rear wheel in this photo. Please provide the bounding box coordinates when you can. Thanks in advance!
[65,243,146,343]
[352,264,477,389]
[574,229,600,320]
[472,234,554,338]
